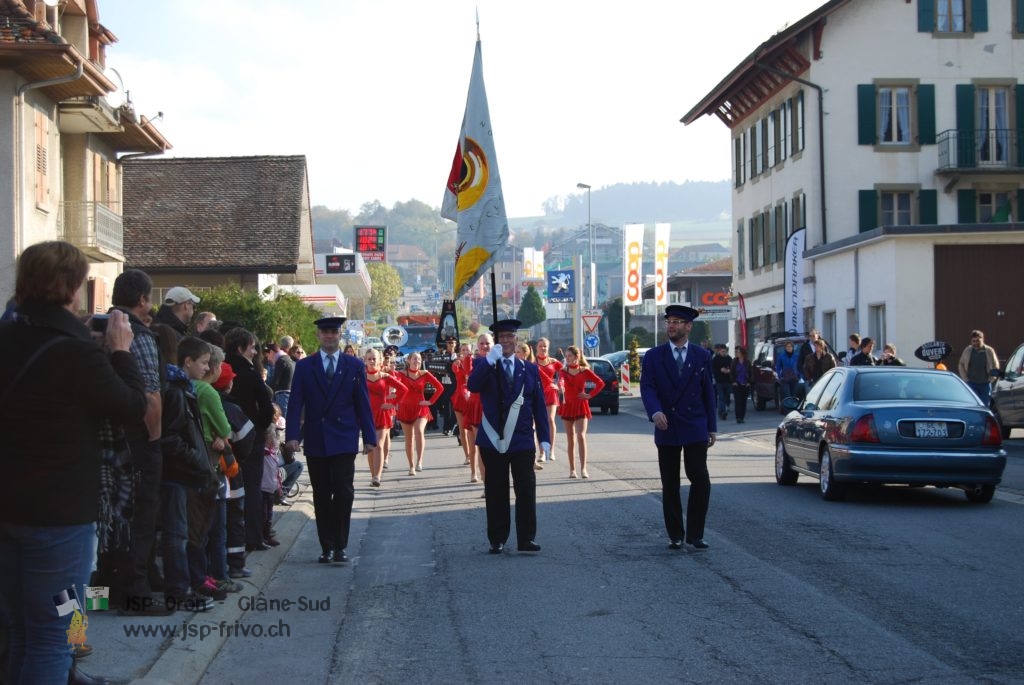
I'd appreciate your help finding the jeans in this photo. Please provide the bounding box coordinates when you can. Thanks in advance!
[0,521,96,685]
[160,482,189,597]
[967,381,992,406]
[715,382,731,415]
[126,438,162,598]
[281,460,304,494]
[779,378,801,402]
[205,499,228,580]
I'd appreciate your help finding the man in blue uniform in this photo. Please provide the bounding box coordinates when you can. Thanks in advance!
[467,319,550,555]
[285,317,376,564]
[640,305,717,551]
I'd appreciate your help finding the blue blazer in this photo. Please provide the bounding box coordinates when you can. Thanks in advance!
[467,355,550,454]
[285,352,376,457]
[640,342,717,446]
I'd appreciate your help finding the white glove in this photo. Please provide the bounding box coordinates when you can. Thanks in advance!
[541,442,551,458]
[486,345,503,365]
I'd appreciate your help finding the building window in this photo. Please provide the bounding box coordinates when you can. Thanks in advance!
[750,123,761,177]
[733,135,745,187]
[879,86,912,144]
[766,210,777,265]
[937,0,967,32]
[774,204,787,263]
[791,192,806,234]
[978,190,1013,222]
[822,311,836,350]
[868,304,887,346]
[766,111,777,168]
[736,220,745,275]
[777,102,789,163]
[792,91,805,153]
[976,86,1010,165]
[880,190,913,225]
[749,216,762,270]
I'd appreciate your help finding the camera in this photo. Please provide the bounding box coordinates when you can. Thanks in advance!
[91,314,110,333]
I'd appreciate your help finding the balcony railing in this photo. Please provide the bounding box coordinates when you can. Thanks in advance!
[937,129,1022,171]
[58,201,124,259]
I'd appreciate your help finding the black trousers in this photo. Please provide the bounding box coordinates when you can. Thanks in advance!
[436,391,456,433]
[480,448,536,545]
[125,438,162,597]
[732,385,749,421]
[241,441,266,547]
[657,442,711,542]
[306,454,357,553]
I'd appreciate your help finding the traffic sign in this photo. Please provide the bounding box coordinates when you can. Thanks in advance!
[584,333,599,349]
[582,309,602,333]
[696,305,738,321]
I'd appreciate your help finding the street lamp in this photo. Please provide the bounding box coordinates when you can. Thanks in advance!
[576,183,592,309]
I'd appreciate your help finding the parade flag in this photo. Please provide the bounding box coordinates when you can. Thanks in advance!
[53,587,81,617]
[523,247,535,280]
[85,586,109,611]
[784,229,806,333]
[534,248,544,282]
[442,39,509,301]
[623,223,645,306]
[653,223,671,306]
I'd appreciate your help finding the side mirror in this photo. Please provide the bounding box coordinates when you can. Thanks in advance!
[836,350,847,361]
[781,396,802,412]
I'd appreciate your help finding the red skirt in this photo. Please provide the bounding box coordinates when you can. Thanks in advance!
[558,397,593,421]
[463,393,482,427]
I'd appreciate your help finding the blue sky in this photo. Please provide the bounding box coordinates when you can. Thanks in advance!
[97,0,824,217]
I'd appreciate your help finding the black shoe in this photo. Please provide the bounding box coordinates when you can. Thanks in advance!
[686,538,709,551]
[668,539,683,550]
[68,665,110,685]
[246,542,272,552]
[118,597,176,616]
[333,549,348,563]
[263,537,281,547]
[488,542,504,554]
[517,541,541,553]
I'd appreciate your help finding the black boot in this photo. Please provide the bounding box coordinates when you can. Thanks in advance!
[68,664,110,685]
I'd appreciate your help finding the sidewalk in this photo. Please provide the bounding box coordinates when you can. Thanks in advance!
[78,430,476,685]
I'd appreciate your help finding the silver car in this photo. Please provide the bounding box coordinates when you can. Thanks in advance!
[774,367,1006,502]
[991,342,1024,439]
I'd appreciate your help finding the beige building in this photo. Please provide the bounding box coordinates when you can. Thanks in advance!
[0,0,170,310]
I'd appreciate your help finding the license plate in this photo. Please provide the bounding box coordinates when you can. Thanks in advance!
[915,421,948,438]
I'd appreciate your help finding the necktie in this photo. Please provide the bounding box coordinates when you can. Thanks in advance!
[675,347,685,375]
[503,358,513,380]
[326,354,336,380]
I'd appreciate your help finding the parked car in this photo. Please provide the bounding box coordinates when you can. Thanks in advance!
[774,366,1006,502]
[991,342,1024,439]
[585,357,619,415]
[752,333,840,413]
[600,348,650,373]
[363,336,384,351]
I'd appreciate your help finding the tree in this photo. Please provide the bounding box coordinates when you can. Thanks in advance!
[604,297,632,349]
[516,285,546,328]
[197,285,322,353]
[366,262,403,321]
[691,320,711,347]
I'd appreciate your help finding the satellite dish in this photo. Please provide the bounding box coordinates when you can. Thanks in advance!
[103,67,125,108]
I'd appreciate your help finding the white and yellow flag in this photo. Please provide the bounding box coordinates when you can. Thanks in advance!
[442,39,509,301]
[623,223,645,306]
[654,223,671,306]
[522,247,535,280]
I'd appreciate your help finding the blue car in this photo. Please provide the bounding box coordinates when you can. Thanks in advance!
[774,367,1006,502]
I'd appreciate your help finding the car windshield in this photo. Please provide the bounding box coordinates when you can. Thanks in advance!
[853,372,978,403]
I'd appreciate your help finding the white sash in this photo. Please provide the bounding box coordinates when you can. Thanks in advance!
[480,387,525,454]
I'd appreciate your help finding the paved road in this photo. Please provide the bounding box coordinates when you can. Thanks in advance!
[85,395,1024,684]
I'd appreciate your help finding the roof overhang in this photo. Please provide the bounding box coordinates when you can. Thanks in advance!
[681,0,848,129]
[0,43,114,100]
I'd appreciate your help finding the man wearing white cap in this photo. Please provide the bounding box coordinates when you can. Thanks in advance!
[153,286,201,339]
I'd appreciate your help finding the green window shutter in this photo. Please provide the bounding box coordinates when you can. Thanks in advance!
[918,0,935,31]
[1018,190,1024,221]
[1016,85,1024,166]
[859,190,878,232]
[955,84,975,167]
[1018,0,1024,33]
[919,190,938,225]
[857,84,876,145]
[971,0,988,32]
[957,189,977,223]
[917,84,936,144]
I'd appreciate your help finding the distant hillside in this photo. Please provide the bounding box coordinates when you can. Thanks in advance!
[542,179,731,226]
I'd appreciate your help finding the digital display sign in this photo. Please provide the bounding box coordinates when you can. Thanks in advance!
[325,254,356,274]
[354,225,387,262]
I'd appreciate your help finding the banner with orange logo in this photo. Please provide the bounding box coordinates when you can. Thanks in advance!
[653,223,670,306]
[623,223,645,306]
[441,39,509,301]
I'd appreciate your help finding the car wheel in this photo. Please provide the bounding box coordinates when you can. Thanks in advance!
[755,394,766,411]
[819,447,846,501]
[964,484,995,503]
[774,438,798,486]
[990,406,1012,440]
[610,405,619,415]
